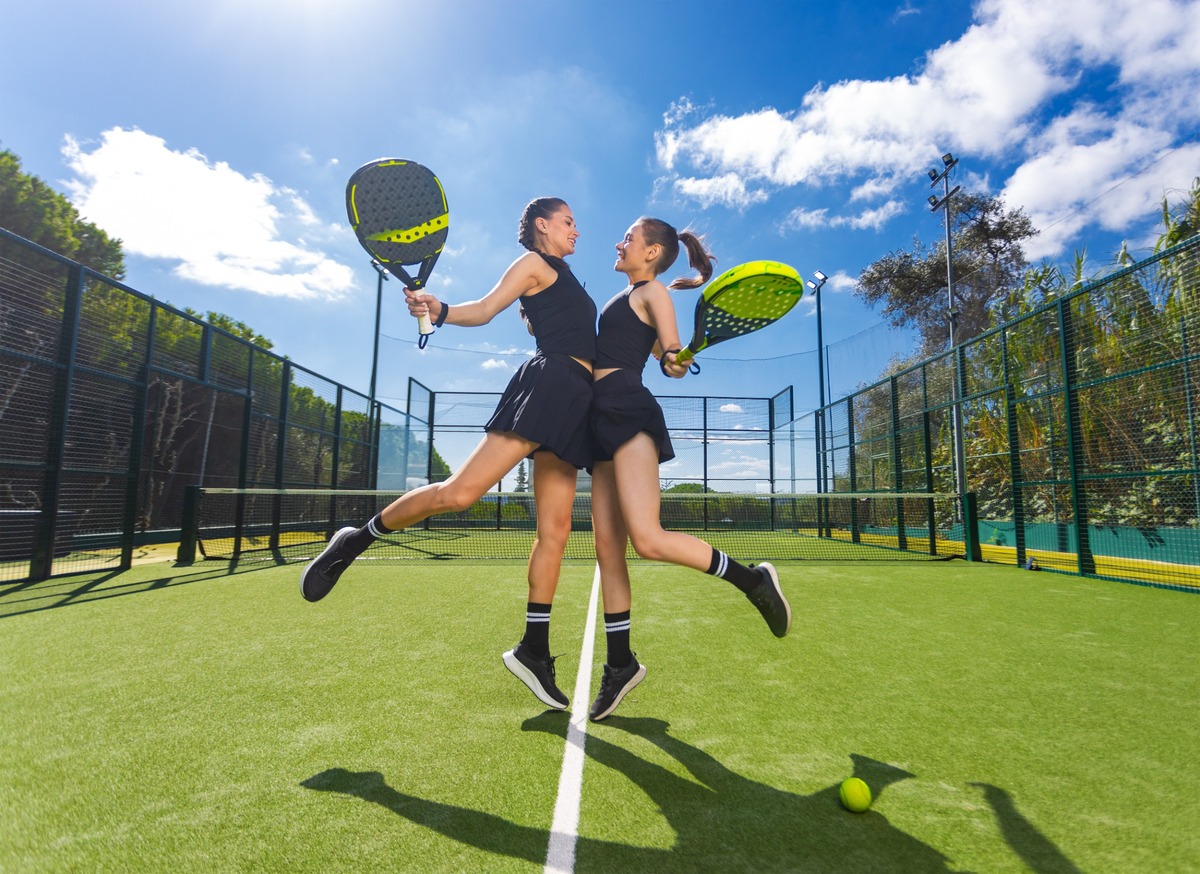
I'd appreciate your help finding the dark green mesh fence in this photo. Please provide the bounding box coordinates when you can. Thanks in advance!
[822,235,1200,591]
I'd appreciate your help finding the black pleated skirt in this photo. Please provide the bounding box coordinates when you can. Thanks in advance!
[485,353,594,469]
[589,368,675,467]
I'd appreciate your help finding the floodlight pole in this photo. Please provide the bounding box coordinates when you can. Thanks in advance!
[807,271,829,415]
[808,270,829,536]
[928,153,967,500]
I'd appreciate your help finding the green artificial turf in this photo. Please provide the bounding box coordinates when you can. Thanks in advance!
[2,559,1197,872]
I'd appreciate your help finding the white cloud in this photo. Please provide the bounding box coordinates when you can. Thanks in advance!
[655,0,1200,250]
[673,173,769,210]
[782,201,905,232]
[62,127,355,300]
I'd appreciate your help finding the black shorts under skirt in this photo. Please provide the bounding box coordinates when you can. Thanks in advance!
[589,368,675,468]
[485,353,594,469]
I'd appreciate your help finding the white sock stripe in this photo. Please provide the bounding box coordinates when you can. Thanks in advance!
[367,517,387,538]
[526,612,552,623]
[716,551,729,578]
[605,620,631,633]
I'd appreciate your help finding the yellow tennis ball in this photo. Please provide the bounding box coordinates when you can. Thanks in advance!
[839,777,872,812]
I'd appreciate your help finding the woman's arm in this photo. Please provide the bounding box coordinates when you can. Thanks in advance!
[637,281,689,379]
[405,251,557,327]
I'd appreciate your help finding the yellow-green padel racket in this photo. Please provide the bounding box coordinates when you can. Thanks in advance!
[674,260,805,371]
[346,158,449,347]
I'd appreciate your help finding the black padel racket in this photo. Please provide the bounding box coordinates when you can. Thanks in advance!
[675,260,805,371]
[346,158,449,347]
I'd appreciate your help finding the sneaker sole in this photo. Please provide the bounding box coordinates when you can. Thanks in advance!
[299,527,357,602]
[502,649,569,710]
[590,663,647,722]
[758,562,792,637]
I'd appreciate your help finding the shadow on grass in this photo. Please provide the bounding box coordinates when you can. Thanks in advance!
[300,715,1005,872]
[971,783,1083,874]
[0,561,278,619]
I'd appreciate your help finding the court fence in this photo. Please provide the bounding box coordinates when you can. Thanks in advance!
[0,228,790,582]
[817,234,1200,591]
[4,224,1198,591]
[0,228,428,581]
[178,487,975,564]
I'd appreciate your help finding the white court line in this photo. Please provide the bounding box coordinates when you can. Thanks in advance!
[543,564,601,874]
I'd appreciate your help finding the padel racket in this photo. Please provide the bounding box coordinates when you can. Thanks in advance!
[675,260,805,371]
[346,158,449,347]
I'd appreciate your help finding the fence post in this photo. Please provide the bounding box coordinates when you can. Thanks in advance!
[962,491,982,561]
[1057,300,1095,575]
[1001,328,1027,567]
[178,485,200,563]
[30,264,85,581]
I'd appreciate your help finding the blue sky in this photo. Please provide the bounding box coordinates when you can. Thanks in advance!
[3,0,1198,417]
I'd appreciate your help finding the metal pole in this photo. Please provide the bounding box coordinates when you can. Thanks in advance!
[808,271,829,538]
[928,154,965,499]
[368,262,388,488]
[369,262,387,410]
[943,175,967,500]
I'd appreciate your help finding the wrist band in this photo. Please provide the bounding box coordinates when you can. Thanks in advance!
[660,347,682,377]
[434,303,449,328]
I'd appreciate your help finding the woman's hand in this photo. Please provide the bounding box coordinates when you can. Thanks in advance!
[659,349,689,379]
[405,288,441,323]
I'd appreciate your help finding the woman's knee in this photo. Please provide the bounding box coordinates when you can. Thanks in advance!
[537,513,573,549]
[628,528,670,562]
[434,481,483,514]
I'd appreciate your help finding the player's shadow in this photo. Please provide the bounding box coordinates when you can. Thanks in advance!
[970,783,1083,874]
[530,714,956,872]
[301,715,972,871]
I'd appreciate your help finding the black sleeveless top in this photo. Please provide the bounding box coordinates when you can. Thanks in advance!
[520,254,597,361]
[594,281,656,373]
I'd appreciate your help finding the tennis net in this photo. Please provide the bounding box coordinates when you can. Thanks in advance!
[179,487,977,563]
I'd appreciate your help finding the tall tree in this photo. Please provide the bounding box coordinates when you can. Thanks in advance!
[0,148,125,278]
[855,192,1037,355]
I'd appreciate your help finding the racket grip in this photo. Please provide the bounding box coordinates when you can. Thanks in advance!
[417,314,434,336]
[674,347,694,365]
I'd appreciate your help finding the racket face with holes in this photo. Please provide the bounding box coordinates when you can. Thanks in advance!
[676,261,805,364]
[345,158,448,288]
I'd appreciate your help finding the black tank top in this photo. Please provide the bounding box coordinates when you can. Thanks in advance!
[594,281,656,373]
[520,254,597,361]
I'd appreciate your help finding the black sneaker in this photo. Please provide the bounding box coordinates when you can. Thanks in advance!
[503,643,569,710]
[588,655,647,722]
[300,527,357,602]
[746,562,791,638]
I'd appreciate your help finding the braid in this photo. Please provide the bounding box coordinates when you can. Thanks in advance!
[518,197,569,259]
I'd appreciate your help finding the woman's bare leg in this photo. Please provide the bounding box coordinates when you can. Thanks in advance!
[527,451,579,603]
[379,431,536,530]
[612,433,713,569]
[591,459,632,613]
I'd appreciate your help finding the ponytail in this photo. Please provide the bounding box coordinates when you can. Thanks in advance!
[669,230,716,290]
[637,217,716,290]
